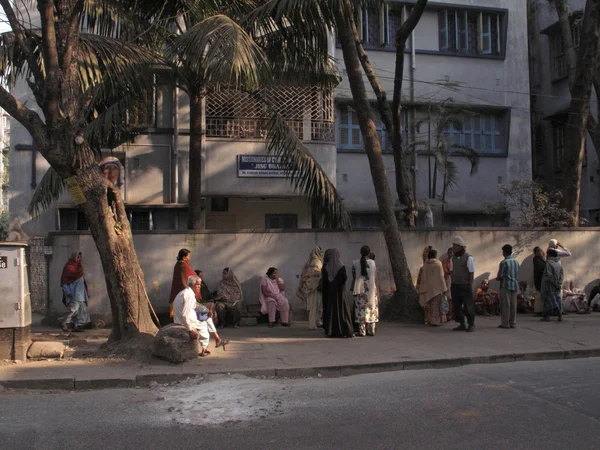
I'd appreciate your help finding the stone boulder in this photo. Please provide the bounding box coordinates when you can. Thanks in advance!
[151,324,199,364]
[27,341,66,359]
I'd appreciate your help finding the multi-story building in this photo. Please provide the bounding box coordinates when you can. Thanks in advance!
[9,0,531,235]
[528,0,600,224]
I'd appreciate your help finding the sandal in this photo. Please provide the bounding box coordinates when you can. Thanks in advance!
[281,323,290,327]
[199,350,211,357]
[215,339,229,351]
[268,323,275,328]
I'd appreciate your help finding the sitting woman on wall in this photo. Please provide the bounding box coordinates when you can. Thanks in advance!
[213,267,244,328]
[169,249,198,319]
[475,279,500,316]
[417,249,448,326]
[259,268,291,328]
[60,251,91,332]
[562,280,590,314]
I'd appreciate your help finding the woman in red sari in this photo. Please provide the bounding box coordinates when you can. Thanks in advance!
[169,249,198,318]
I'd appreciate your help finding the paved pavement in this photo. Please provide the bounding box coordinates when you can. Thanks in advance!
[1,314,600,390]
[2,357,600,449]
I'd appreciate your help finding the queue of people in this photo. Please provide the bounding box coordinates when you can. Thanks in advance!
[58,237,593,345]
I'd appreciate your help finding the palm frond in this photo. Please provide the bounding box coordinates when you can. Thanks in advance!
[261,97,351,230]
[167,14,267,91]
[449,145,480,175]
[28,167,65,216]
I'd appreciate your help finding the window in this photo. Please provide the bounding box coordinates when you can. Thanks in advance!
[211,197,229,212]
[357,5,409,49]
[338,106,408,153]
[265,214,298,229]
[553,123,565,172]
[438,9,503,56]
[128,80,156,128]
[129,210,152,231]
[549,21,581,80]
[59,209,89,231]
[351,214,381,229]
[443,112,506,154]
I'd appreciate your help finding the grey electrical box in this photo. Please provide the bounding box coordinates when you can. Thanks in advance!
[0,243,32,360]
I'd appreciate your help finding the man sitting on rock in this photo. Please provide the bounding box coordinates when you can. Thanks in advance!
[173,275,228,356]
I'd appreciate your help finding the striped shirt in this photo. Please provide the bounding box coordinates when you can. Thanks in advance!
[498,256,520,291]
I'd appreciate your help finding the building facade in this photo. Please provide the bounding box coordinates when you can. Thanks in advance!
[9,0,531,235]
[528,0,600,224]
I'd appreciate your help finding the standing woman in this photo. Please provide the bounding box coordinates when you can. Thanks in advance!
[60,251,91,332]
[417,249,448,326]
[297,247,324,330]
[353,245,379,337]
[532,246,546,315]
[169,249,198,319]
[321,249,354,338]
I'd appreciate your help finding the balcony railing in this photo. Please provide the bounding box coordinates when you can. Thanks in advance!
[206,117,334,142]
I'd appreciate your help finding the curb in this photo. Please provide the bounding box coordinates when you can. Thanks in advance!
[2,348,600,391]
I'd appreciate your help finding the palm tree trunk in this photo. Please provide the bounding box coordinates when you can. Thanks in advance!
[72,163,158,340]
[188,89,205,229]
[337,16,421,322]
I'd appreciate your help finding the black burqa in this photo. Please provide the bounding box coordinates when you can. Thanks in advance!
[321,249,354,338]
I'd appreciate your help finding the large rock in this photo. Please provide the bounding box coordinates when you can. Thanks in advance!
[151,324,199,364]
[27,341,65,359]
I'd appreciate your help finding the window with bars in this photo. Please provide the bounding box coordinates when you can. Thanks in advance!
[338,106,408,153]
[438,9,504,56]
[265,214,298,229]
[443,112,507,155]
[553,123,565,172]
[357,5,410,49]
[549,21,582,80]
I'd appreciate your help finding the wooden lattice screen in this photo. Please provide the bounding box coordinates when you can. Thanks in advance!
[206,85,334,142]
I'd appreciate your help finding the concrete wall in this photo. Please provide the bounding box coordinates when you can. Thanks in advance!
[45,229,600,324]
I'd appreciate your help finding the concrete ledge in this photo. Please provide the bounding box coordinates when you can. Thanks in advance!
[275,366,342,378]
[136,373,199,387]
[404,357,471,371]
[469,354,516,365]
[339,362,404,377]
[514,351,566,362]
[75,377,136,390]
[0,377,75,390]
[564,348,600,359]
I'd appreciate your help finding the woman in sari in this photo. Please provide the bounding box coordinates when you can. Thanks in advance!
[475,279,500,316]
[60,251,91,332]
[259,268,291,328]
[169,249,198,319]
[297,247,324,330]
[541,249,564,322]
[353,245,379,337]
[321,249,354,338]
[417,249,448,326]
[214,267,244,328]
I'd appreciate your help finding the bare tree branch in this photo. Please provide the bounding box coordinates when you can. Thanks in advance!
[0,84,46,144]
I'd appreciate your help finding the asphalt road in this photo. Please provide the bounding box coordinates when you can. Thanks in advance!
[2,358,600,450]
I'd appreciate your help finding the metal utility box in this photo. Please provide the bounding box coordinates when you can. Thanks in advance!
[0,243,32,360]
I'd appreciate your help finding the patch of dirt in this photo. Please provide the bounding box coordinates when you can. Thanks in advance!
[94,334,155,364]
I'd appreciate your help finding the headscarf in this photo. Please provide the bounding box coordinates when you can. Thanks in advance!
[417,258,447,307]
[215,268,243,306]
[297,247,323,303]
[324,248,344,282]
[61,251,84,285]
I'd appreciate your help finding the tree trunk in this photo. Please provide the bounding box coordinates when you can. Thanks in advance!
[187,89,205,229]
[556,0,600,225]
[337,15,420,321]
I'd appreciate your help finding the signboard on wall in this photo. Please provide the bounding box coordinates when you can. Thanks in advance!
[237,155,292,178]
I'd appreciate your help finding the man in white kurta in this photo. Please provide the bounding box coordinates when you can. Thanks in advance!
[173,276,217,354]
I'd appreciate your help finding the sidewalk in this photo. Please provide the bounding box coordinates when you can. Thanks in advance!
[2,314,600,391]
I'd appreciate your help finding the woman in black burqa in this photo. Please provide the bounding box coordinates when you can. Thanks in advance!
[321,248,355,338]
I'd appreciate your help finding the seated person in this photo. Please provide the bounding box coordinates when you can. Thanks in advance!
[475,279,500,316]
[517,281,535,314]
[562,280,589,314]
[173,275,228,356]
[194,270,217,325]
[213,267,244,328]
[259,267,291,328]
[589,282,600,312]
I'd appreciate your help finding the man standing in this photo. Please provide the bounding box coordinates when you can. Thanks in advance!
[547,239,571,260]
[496,244,520,329]
[449,236,475,332]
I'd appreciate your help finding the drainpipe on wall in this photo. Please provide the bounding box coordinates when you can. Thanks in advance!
[171,82,179,204]
[410,30,417,203]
